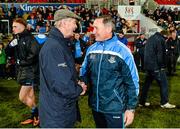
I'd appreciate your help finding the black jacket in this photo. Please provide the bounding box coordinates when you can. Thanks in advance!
[39,27,82,127]
[144,32,167,71]
[166,37,180,56]
[14,30,40,67]
[10,30,40,84]
[134,38,147,54]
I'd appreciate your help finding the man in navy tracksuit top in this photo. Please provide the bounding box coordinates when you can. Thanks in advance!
[39,9,87,128]
[80,15,139,128]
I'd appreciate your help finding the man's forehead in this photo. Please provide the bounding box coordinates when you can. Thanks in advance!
[13,22,20,26]
[93,19,103,26]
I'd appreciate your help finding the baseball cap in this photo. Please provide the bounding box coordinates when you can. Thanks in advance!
[54,9,81,21]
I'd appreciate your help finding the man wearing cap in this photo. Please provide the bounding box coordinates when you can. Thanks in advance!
[39,9,87,127]
[9,18,40,126]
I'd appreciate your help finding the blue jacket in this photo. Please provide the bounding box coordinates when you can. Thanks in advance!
[39,27,82,127]
[118,36,128,46]
[80,35,139,114]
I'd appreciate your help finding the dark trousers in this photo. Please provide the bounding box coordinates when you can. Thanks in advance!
[134,51,144,71]
[167,54,178,75]
[92,110,124,128]
[0,64,6,78]
[139,70,169,105]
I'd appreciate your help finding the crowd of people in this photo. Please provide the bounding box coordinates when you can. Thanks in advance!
[0,0,86,3]
[143,5,180,35]
[0,3,137,35]
[0,1,180,128]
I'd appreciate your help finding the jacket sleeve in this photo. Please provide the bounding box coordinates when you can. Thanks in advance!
[156,38,164,69]
[41,44,82,99]
[79,47,90,84]
[20,38,40,66]
[122,54,139,110]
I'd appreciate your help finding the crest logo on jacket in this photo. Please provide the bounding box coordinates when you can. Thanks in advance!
[9,39,18,47]
[108,56,116,63]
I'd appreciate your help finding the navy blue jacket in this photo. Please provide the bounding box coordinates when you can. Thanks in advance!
[80,35,139,114]
[144,32,167,71]
[39,27,82,127]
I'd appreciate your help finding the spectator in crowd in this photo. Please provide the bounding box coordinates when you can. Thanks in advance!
[115,17,123,32]
[45,20,51,32]
[27,14,37,32]
[0,42,6,79]
[0,6,5,35]
[9,18,40,126]
[129,0,135,5]
[166,29,180,75]
[39,9,87,128]
[71,32,86,72]
[9,4,16,18]
[17,5,24,18]
[118,30,128,45]
[5,56,16,80]
[139,30,176,108]
[35,27,47,48]
[36,13,45,32]
[82,31,90,43]
[80,15,139,128]
[5,40,16,80]
[47,12,54,21]
[134,33,147,71]
[5,11,13,33]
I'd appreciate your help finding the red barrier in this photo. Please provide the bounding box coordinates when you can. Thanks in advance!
[155,0,177,5]
[127,42,134,52]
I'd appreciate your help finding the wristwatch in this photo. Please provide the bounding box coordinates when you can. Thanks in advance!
[128,109,135,113]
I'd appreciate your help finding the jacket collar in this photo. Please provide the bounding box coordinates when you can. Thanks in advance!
[48,27,70,46]
[15,29,30,39]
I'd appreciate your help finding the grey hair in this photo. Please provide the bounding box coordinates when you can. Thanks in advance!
[96,15,115,32]
[54,18,75,28]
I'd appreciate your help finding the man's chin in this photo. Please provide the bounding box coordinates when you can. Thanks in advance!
[95,38,102,42]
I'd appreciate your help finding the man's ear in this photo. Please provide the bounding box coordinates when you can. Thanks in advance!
[106,26,112,34]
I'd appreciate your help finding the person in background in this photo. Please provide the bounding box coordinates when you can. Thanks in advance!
[139,30,176,108]
[134,33,147,71]
[71,32,86,70]
[166,29,180,75]
[27,14,37,32]
[35,27,47,48]
[5,42,16,80]
[118,30,128,46]
[9,18,40,126]
[80,15,139,128]
[0,43,6,79]
[39,9,87,128]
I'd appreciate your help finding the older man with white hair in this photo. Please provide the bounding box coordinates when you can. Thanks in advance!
[39,9,87,128]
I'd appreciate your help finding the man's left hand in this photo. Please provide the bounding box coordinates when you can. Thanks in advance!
[124,110,135,127]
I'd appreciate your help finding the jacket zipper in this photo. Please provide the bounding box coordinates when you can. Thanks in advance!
[113,89,123,104]
[96,43,105,111]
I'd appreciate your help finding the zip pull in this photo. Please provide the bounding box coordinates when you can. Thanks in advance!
[102,42,105,51]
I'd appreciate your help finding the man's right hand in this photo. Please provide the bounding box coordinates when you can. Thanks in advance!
[78,81,87,95]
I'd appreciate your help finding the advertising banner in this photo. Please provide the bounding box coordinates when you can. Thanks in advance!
[0,3,82,12]
[118,6,141,20]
